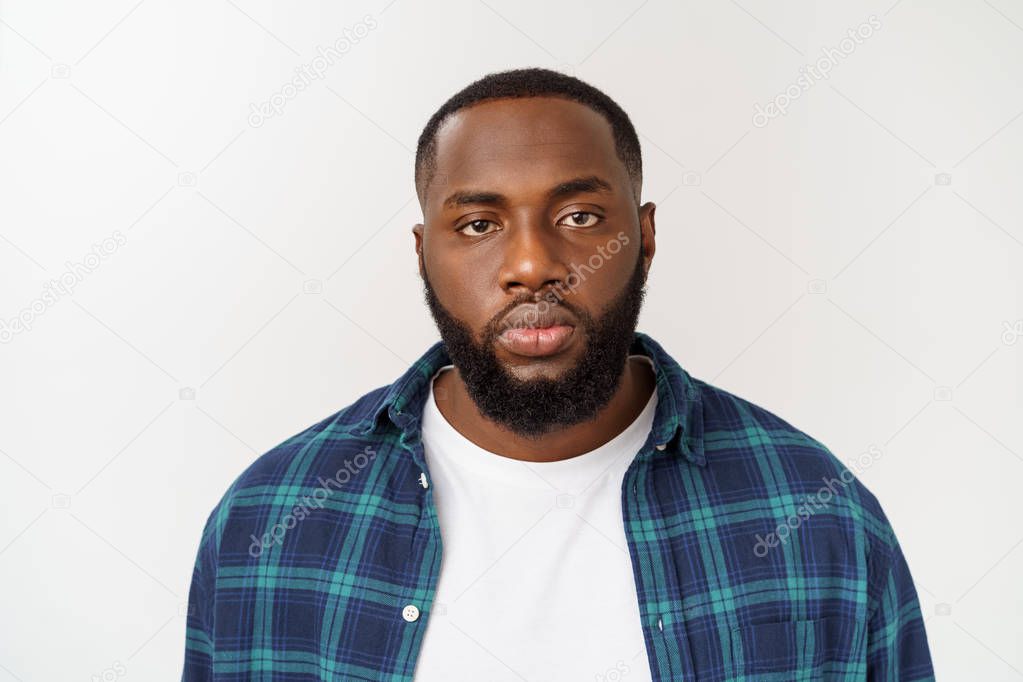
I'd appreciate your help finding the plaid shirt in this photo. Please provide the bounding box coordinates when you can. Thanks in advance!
[182,331,934,681]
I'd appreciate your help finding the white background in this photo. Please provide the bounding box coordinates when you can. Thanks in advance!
[1,0,1021,679]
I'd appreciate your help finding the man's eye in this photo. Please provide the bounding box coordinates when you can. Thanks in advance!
[457,219,498,236]
[560,211,602,228]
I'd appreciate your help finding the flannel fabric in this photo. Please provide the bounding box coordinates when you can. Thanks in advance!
[182,331,934,681]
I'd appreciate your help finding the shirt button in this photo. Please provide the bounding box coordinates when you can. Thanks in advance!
[402,604,420,622]
[419,472,429,489]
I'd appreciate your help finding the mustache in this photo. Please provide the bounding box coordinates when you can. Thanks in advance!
[485,292,585,340]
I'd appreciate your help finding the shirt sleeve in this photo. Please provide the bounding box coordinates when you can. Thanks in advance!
[181,507,220,681]
[865,526,936,681]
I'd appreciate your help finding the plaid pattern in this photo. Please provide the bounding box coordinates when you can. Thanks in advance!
[182,331,934,681]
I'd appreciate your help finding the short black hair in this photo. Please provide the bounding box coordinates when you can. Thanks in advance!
[414,67,643,207]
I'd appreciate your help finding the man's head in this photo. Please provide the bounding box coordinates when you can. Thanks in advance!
[412,67,657,438]
[415,68,644,207]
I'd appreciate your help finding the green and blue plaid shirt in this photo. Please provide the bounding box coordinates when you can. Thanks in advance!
[182,331,934,681]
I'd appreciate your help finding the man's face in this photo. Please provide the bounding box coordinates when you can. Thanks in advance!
[413,96,656,438]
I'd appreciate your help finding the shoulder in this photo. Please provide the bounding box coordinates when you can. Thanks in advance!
[692,377,896,549]
[237,384,390,486]
[197,384,396,551]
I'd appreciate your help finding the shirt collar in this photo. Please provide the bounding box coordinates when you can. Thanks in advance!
[361,330,705,466]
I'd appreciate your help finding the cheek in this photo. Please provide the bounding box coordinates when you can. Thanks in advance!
[569,243,637,299]
[429,253,499,324]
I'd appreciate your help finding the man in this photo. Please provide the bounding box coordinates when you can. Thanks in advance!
[183,68,934,681]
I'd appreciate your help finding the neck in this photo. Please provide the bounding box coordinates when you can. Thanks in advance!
[432,355,656,463]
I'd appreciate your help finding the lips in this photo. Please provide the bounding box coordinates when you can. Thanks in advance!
[496,304,578,358]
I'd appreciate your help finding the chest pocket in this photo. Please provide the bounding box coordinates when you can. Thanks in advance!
[688,616,865,681]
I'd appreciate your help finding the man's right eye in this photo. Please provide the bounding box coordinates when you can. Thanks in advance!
[457,219,499,236]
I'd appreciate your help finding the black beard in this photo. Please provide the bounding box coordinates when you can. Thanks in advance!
[421,247,647,439]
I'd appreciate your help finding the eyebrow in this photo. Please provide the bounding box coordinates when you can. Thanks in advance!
[442,175,614,209]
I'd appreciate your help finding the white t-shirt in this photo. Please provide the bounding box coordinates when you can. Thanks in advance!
[414,355,658,682]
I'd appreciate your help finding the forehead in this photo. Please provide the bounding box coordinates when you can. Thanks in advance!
[427,96,627,206]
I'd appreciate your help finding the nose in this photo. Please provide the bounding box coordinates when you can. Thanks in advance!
[498,215,572,297]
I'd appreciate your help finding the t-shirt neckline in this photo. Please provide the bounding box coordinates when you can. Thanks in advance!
[420,355,658,490]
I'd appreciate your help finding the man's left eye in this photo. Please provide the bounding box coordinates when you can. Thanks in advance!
[560,212,602,227]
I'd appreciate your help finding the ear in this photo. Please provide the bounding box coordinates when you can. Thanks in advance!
[638,202,656,276]
[412,223,425,278]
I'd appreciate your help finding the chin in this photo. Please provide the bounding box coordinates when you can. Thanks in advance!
[498,349,582,380]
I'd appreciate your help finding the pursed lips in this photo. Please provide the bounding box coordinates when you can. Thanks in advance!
[497,304,577,357]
